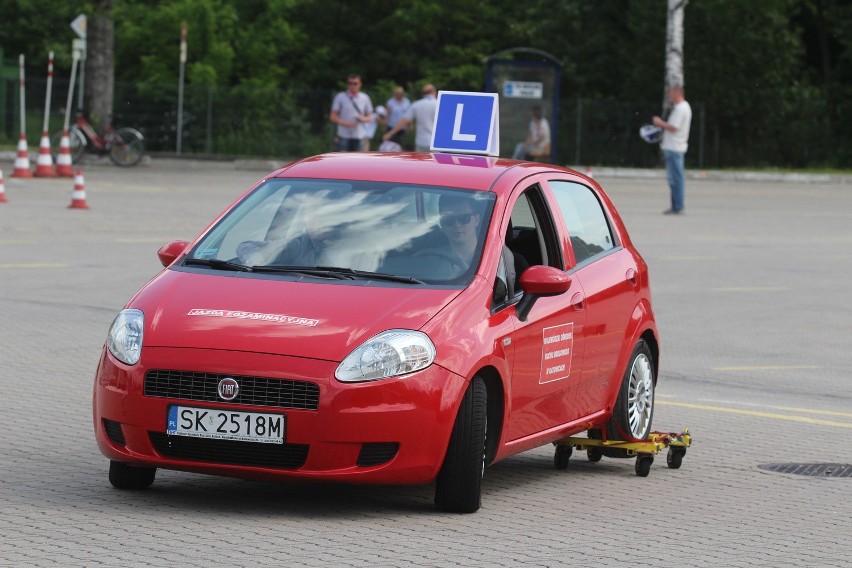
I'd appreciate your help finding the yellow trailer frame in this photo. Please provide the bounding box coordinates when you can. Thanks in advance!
[553,429,692,477]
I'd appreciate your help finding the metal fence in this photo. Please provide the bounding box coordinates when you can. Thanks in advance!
[0,78,831,169]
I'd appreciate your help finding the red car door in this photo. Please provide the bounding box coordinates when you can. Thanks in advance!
[501,180,588,442]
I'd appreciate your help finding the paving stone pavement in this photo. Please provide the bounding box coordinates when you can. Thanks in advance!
[1,158,850,567]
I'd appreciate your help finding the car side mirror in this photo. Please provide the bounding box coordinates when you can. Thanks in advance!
[515,265,572,322]
[157,240,190,267]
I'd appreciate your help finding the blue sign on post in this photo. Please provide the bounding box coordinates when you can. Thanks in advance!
[430,91,500,156]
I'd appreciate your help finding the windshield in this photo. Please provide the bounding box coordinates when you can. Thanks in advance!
[187,179,496,285]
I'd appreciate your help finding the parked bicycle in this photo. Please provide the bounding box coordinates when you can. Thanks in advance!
[51,114,145,167]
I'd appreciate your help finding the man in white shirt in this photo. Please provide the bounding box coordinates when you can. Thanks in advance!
[385,86,411,145]
[383,84,437,152]
[330,74,373,152]
[653,85,692,214]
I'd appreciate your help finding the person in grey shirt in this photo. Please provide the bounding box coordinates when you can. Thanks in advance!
[383,84,437,152]
[330,74,373,152]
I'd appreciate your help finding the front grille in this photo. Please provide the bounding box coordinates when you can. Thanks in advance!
[357,442,400,467]
[149,432,309,469]
[144,370,320,410]
[104,419,126,445]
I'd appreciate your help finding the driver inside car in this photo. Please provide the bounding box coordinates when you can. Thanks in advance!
[436,194,482,271]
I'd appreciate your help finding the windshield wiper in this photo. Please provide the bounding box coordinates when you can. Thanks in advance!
[183,258,253,272]
[249,265,354,280]
[256,265,424,284]
[317,266,425,285]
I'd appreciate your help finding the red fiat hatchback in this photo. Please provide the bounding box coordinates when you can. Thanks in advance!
[93,152,658,513]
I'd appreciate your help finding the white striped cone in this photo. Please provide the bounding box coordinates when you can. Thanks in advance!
[12,133,32,178]
[56,130,74,177]
[33,131,57,177]
[68,168,89,209]
[0,168,7,203]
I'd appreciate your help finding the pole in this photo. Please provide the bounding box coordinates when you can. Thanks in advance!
[177,22,187,155]
[12,53,33,178]
[77,50,86,113]
[18,54,26,136]
[64,52,80,132]
[34,51,57,177]
[56,50,82,177]
[42,51,54,135]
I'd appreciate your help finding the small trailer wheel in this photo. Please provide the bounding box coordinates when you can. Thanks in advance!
[667,447,686,469]
[554,445,572,469]
[587,447,603,463]
[635,455,653,477]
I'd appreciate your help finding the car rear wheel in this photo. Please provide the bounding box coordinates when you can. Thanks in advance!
[596,340,655,458]
[108,461,156,490]
[434,376,487,513]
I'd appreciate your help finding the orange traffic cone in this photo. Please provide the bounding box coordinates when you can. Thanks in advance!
[0,168,8,203]
[68,168,89,209]
[12,133,32,178]
[56,130,74,177]
[34,130,57,177]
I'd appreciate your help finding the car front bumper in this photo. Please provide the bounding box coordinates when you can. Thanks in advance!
[93,346,467,485]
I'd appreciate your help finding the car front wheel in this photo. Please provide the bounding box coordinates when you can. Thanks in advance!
[434,376,487,513]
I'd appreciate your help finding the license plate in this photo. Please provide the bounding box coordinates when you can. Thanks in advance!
[167,406,285,444]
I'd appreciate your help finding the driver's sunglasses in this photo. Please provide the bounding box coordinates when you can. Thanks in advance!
[440,213,474,227]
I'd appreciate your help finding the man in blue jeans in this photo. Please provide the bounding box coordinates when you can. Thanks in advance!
[653,85,692,214]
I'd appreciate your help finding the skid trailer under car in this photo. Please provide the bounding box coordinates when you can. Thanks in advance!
[553,430,692,477]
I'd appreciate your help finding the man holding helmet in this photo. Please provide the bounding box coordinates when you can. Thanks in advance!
[653,85,692,215]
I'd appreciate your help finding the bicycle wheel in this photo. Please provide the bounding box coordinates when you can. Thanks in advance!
[50,126,87,164]
[108,127,145,166]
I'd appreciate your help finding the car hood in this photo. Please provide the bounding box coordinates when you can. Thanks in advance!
[132,269,462,361]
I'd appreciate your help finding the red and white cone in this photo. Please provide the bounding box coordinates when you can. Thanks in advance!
[68,168,89,209]
[33,130,57,177]
[0,168,8,203]
[56,130,74,177]
[12,133,32,178]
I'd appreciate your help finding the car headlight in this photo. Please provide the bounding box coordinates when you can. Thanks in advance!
[107,309,144,365]
[336,329,436,382]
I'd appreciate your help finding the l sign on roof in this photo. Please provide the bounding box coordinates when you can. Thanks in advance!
[430,91,499,157]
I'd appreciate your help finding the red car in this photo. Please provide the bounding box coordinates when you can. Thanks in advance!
[93,152,658,513]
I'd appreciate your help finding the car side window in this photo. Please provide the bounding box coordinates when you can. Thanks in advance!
[549,180,616,264]
[505,185,562,272]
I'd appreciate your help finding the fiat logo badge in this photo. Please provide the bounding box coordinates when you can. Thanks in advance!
[217,377,239,401]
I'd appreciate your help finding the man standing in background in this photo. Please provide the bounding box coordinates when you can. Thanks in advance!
[384,84,437,152]
[653,84,692,215]
[385,86,411,146]
[330,74,373,152]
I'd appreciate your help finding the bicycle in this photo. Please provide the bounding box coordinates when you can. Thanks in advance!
[51,114,145,167]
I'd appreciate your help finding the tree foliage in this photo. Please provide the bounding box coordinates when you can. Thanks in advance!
[1,0,850,166]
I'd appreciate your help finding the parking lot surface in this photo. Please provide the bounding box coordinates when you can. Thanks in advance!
[1,159,850,567]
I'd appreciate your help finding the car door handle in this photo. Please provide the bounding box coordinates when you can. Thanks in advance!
[626,268,638,287]
[570,292,585,311]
